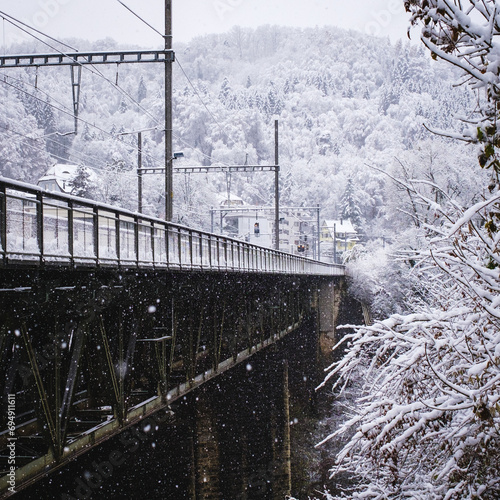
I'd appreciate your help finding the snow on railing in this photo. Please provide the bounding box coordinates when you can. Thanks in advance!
[0,177,344,276]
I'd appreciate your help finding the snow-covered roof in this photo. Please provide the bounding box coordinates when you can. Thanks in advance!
[38,164,98,194]
[38,164,80,193]
[217,193,245,206]
[322,219,356,235]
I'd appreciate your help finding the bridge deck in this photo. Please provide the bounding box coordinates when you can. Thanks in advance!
[0,177,344,276]
[0,176,343,495]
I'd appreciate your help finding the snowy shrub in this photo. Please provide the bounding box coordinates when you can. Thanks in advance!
[345,235,422,319]
[320,192,500,499]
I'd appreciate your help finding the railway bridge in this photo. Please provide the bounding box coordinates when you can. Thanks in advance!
[0,177,346,498]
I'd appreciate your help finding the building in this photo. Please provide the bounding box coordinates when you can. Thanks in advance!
[276,210,320,258]
[38,164,98,195]
[321,219,357,263]
[38,164,80,193]
[216,195,321,256]
[216,193,245,207]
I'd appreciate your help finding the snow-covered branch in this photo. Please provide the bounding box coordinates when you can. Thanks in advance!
[322,186,500,498]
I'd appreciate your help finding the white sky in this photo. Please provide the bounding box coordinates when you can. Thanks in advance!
[1,0,414,49]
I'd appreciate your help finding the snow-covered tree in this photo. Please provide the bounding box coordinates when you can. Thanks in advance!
[317,5,500,497]
[340,178,362,230]
[320,189,500,498]
[404,1,500,182]
[68,165,97,199]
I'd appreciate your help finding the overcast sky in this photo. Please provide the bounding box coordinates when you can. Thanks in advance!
[1,0,413,49]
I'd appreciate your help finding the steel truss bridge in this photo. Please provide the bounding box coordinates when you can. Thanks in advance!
[0,177,344,496]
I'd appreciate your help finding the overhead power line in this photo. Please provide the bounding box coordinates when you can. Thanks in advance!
[0,10,77,52]
[115,0,164,39]
[0,123,103,172]
[0,10,165,131]
[175,57,227,138]
[0,6,260,175]
[114,0,259,166]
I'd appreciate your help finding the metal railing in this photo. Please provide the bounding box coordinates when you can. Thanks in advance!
[0,177,344,276]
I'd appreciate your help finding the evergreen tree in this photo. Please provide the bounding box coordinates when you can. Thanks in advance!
[218,77,232,105]
[340,178,362,229]
[137,76,147,102]
[118,97,128,113]
[69,165,95,199]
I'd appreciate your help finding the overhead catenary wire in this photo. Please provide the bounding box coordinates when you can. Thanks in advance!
[0,6,254,174]
[115,0,164,39]
[0,123,137,177]
[0,75,168,171]
[115,0,259,166]
[1,75,112,139]
[0,10,78,52]
[175,57,227,138]
[0,123,102,171]
[0,10,166,131]
[1,75,210,175]
[174,56,261,165]
[3,67,237,177]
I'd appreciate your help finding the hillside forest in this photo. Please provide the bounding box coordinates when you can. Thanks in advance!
[0,25,487,253]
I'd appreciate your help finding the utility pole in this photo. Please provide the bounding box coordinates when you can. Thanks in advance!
[165,0,174,221]
[274,119,280,251]
[138,132,143,213]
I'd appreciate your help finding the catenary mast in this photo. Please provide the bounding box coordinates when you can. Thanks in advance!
[165,0,174,221]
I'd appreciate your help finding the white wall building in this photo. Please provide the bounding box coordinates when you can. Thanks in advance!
[38,164,99,195]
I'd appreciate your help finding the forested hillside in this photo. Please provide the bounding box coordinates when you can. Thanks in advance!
[0,25,486,233]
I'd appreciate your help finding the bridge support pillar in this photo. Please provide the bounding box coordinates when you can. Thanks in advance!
[317,280,337,335]
[193,388,221,499]
[316,279,343,358]
[271,359,292,499]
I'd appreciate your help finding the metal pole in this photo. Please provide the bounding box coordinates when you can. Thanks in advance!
[138,132,143,213]
[274,119,280,251]
[165,0,173,221]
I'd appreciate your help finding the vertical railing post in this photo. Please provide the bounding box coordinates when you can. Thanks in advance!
[36,191,44,263]
[216,237,220,269]
[189,230,193,268]
[115,213,121,266]
[177,227,182,267]
[68,199,74,264]
[208,235,212,268]
[134,216,140,267]
[0,184,6,256]
[150,222,155,265]
[93,206,99,263]
[165,222,169,267]
[198,234,202,268]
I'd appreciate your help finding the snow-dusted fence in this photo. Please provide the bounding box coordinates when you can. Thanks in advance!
[0,177,344,276]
